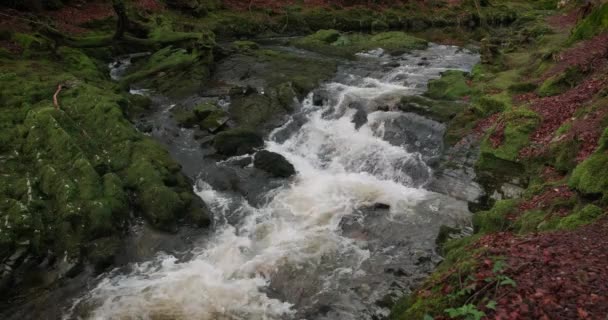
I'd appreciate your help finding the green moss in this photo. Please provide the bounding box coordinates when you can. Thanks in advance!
[252,49,336,95]
[552,138,579,172]
[200,108,228,131]
[514,209,547,233]
[390,235,482,320]
[473,199,518,233]
[425,70,472,101]
[569,151,608,196]
[537,67,584,97]
[11,33,51,57]
[472,97,507,116]
[480,107,539,162]
[57,47,105,81]
[399,95,465,123]
[556,204,604,229]
[292,30,427,58]
[139,185,184,229]
[232,40,260,52]
[508,82,538,93]
[569,3,608,42]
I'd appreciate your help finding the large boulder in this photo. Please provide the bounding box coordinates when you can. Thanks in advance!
[213,129,264,156]
[254,150,296,178]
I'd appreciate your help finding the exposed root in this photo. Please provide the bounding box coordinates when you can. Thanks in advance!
[53,84,63,110]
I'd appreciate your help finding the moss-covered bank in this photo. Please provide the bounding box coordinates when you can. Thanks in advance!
[390,1,608,318]
[0,22,213,287]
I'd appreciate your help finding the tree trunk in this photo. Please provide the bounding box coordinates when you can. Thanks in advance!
[112,0,128,40]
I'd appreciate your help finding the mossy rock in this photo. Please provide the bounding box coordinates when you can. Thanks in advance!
[173,103,220,128]
[200,108,229,132]
[515,209,548,234]
[307,29,341,43]
[569,151,608,196]
[228,93,283,130]
[473,199,518,233]
[292,30,427,58]
[124,93,152,119]
[213,128,264,156]
[232,40,260,53]
[122,46,213,98]
[552,138,579,172]
[480,107,539,162]
[472,97,507,116]
[398,95,464,123]
[556,204,604,230]
[425,70,472,101]
[138,185,184,231]
[87,236,121,271]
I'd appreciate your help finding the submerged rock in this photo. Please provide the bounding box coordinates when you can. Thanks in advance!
[352,108,368,130]
[213,129,264,156]
[254,150,296,178]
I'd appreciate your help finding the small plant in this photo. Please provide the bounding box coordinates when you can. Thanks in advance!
[444,259,517,319]
[445,304,485,320]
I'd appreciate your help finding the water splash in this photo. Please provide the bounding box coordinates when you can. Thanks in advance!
[67,44,479,320]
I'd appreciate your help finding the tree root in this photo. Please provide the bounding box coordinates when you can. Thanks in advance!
[53,84,63,110]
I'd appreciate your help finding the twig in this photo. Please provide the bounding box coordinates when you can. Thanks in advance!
[53,84,63,110]
[464,280,497,305]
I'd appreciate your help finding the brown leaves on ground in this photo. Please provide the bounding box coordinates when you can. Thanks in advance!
[46,2,114,34]
[475,218,608,319]
[520,76,607,159]
[221,0,462,12]
[543,33,608,81]
[547,9,580,31]
[517,185,575,214]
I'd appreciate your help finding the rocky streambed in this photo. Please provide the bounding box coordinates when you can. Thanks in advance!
[5,42,481,320]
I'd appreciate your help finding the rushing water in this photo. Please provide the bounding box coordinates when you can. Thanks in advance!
[66,44,479,320]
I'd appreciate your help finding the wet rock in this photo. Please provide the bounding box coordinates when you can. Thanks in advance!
[200,110,229,133]
[136,121,153,133]
[435,225,461,248]
[254,150,296,178]
[224,156,253,168]
[352,108,368,130]
[200,165,241,192]
[229,85,257,96]
[213,129,264,156]
[312,90,328,106]
[383,61,401,69]
[87,237,121,272]
[373,203,391,210]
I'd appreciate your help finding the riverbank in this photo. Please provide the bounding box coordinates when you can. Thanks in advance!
[391,2,608,319]
[0,0,607,319]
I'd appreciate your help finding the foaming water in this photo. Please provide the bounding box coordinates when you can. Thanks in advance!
[66,44,479,320]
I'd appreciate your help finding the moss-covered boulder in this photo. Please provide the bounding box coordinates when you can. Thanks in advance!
[0,44,211,270]
[292,30,427,58]
[213,129,264,156]
[569,151,608,197]
[121,38,215,98]
[537,67,584,97]
[398,95,465,123]
[425,70,472,101]
[254,150,296,178]
[473,199,518,233]
[479,107,540,163]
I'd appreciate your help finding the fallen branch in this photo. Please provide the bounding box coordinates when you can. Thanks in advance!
[53,84,63,110]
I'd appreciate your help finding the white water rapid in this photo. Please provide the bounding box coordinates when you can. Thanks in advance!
[66,44,479,320]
